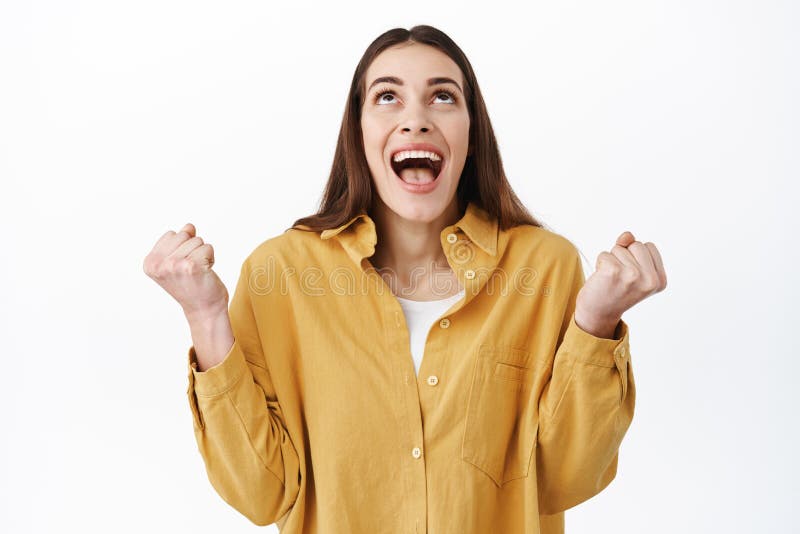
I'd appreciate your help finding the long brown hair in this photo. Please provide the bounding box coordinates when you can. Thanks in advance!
[291,25,544,233]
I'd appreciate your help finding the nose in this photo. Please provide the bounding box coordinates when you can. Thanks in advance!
[399,100,432,133]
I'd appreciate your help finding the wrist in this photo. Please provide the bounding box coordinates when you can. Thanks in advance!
[183,304,229,327]
[574,308,621,340]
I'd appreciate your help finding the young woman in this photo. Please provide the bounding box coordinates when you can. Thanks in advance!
[144,25,666,534]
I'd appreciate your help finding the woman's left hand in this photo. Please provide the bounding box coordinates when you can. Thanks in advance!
[574,231,667,339]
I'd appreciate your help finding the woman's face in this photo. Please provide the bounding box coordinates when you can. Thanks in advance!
[361,42,470,223]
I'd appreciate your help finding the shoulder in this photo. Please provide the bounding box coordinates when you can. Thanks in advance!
[502,224,581,266]
[500,224,586,292]
[240,227,333,272]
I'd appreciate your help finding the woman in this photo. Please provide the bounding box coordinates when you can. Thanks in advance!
[144,25,666,534]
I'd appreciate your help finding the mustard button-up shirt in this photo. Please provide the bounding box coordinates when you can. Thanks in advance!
[186,201,636,533]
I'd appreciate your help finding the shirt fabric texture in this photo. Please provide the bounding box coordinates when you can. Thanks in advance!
[396,289,466,376]
[185,201,636,533]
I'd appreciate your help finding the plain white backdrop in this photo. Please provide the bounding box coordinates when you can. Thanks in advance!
[1,0,797,532]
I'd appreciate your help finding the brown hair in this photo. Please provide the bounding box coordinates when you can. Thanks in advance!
[291,24,545,233]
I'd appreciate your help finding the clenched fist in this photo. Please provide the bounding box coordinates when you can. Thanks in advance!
[575,231,667,339]
[143,223,229,320]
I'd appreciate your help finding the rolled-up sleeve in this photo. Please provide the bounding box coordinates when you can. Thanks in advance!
[186,259,300,526]
[536,248,636,515]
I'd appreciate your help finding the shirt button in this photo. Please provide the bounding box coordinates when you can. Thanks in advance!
[465,269,476,279]
[439,318,450,329]
[446,232,458,243]
[427,375,439,386]
[412,447,422,459]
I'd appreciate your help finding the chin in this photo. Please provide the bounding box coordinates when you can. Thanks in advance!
[372,170,459,223]
[389,196,453,223]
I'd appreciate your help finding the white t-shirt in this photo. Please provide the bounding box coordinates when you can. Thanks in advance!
[395,289,466,376]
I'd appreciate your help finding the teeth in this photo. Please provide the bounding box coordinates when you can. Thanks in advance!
[392,150,442,162]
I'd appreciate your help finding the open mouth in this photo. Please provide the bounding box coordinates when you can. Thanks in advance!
[390,156,444,184]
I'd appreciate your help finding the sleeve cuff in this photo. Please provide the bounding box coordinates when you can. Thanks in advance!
[187,338,248,397]
[560,313,630,368]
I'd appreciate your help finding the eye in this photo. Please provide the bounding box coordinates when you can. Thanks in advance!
[374,89,397,105]
[372,87,459,106]
[434,89,458,104]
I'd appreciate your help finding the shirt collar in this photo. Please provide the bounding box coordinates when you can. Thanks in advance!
[319,201,499,257]
[320,214,370,241]
[453,201,499,256]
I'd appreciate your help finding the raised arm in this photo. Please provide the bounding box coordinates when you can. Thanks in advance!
[143,223,300,526]
[186,258,301,525]
[536,230,664,514]
[535,246,636,515]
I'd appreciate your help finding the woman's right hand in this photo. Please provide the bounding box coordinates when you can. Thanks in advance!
[143,223,230,320]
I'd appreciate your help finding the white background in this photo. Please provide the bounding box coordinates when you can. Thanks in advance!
[1,1,797,532]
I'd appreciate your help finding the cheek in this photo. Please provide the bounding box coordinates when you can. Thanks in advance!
[443,113,470,145]
[362,119,392,155]
[360,130,379,161]
[361,116,385,146]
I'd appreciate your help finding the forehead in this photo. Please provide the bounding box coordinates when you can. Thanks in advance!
[365,43,463,88]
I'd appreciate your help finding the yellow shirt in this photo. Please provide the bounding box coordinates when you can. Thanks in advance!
[186,201,636,533]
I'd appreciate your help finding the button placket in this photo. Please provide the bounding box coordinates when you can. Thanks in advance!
[615,346,629,402]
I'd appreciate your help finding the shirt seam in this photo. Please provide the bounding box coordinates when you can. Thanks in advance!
[223,388,288,489]
[540,354,577,438]
[194,364,247,398]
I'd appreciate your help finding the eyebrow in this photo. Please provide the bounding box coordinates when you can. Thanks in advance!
[367,76,463,94]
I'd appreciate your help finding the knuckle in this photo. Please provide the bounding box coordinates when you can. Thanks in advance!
[162,257,180,274]
[151,265,166,280]
[645,276,660,291]
[144,262,158,278]
[181,259,198,275]
[621,266,638,283]
[605,262,622,277]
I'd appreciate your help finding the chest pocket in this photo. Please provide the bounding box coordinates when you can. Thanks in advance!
[461,344,539,487]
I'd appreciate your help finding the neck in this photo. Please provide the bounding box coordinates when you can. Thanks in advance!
[369,198,462,296]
